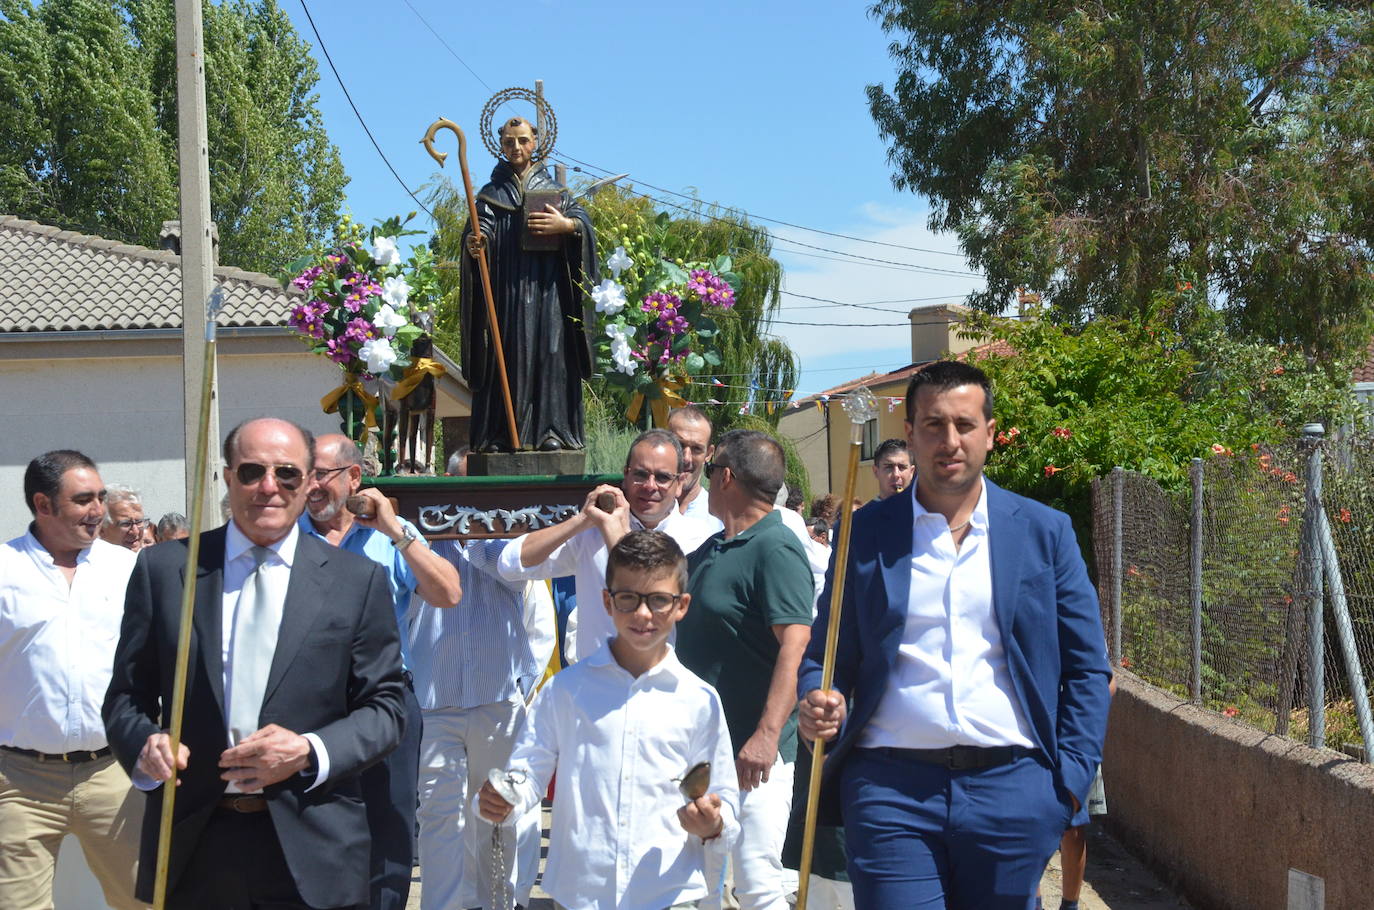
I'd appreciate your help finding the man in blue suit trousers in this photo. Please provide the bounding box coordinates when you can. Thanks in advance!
[798,361,1111,909]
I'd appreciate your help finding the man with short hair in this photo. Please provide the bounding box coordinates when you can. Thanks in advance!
[156,512,191,542]
[870,437,914,501]
[301,433,462,910]
[498,428,712,662]
[104,418,408,909]
[101,483,150,551]
[676,430,815,910]
[798,361,1111,908]
[668,407,720,516]
[1,450,144,910]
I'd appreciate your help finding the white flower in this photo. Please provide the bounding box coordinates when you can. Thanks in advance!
[591,278,627,315]
[373,303,408,338]
[370,236,401,267]
[605,323,637,375]
[382,275,410,309]
[607,246,632,279]
[360,337,398,373]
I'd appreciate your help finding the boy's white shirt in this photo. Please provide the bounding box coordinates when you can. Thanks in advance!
[496,640,740,910]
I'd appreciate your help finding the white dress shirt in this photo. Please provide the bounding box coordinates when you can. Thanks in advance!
[220,521,328,791]
[0,531,135,753]
[860,482,1035,750]
[497,507,708,662]
[498,642,740,910]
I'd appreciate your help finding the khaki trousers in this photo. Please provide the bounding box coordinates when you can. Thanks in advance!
[0,750,146,910]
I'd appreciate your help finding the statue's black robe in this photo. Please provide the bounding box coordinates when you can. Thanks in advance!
[460,161,597,451]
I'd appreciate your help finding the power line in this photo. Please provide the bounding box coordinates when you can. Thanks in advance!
[298,0,433,219]
[780,291,974,314]
[398,0,494,93]
[555,150,970,259]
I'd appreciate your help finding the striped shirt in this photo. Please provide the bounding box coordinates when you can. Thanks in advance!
[408,538,539,710]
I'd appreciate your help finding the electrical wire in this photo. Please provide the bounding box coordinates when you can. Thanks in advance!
[398,0,494,93]
[298,0,433,219]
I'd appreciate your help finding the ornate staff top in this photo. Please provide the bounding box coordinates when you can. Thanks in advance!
[480,86,557,163]
[842,386,878,438]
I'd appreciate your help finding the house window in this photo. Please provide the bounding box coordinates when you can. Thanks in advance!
[1356,383,1374,433]
[859,418,879,461]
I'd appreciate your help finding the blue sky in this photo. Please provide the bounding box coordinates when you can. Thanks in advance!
[283,0,985,398]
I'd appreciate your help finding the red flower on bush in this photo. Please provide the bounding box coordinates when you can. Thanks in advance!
[1223,706,1239,718]
[1341,508,1353,524]
[1282,472,1297,483]
[1052,427,1073,439]
[1278,506,1291,524]
[1120,657,1131,669]
[1044,464,1063,477]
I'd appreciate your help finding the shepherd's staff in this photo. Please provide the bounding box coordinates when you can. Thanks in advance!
[151,287,224,909]
[795,385,878,910]
[421,118,522,451]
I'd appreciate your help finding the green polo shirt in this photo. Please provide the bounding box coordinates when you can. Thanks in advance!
[678,510,815,763]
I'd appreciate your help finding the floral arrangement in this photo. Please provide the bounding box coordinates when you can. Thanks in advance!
[281,214,438,380]
[587,237,739,423]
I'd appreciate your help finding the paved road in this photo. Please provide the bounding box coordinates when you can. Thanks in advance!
[405,817,1190,909]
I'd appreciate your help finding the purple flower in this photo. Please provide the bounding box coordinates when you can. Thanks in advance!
[292,265,325,291]
[642,291,681,315]
[325,338,353,364]
[344,317,375,345]
[343,293,364,313]
[688,269,735,309]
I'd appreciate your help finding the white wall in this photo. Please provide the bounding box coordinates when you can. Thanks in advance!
[0,351,348,542]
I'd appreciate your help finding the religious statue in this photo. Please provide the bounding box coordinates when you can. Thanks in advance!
[458,115,598,452]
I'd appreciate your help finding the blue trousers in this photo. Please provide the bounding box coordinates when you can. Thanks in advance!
[841,747,1070,909]
[362,681,422,910]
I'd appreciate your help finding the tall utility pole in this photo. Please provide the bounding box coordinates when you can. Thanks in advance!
[175,0,220,524]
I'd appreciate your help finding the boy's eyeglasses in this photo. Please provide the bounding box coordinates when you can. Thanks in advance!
[234,462,305,491]
[608,590,682,614]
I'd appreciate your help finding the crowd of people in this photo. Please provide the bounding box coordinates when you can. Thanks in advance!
[0,361,1111,910]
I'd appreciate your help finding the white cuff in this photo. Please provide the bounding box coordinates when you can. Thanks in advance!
[301,732,330,791]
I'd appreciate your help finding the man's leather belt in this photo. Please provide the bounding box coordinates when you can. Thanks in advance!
[1,745,112,763]
[217,794,269,813]
[875,744,1030,771]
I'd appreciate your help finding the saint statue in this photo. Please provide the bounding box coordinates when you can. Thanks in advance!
[460,116,598,452]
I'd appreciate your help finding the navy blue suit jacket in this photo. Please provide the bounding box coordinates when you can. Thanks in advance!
[797,479,1111,826]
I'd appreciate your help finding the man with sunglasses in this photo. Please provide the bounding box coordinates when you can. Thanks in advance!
[498,428,717,662]
[1,451,144,910]
[301,434,462,910]
[104,418,408,910]
[675,430,815,910]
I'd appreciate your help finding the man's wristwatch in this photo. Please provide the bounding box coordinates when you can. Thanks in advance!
[392,525,420,552]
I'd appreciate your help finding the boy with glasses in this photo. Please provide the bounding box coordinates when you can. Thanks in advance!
[480,530,739,910]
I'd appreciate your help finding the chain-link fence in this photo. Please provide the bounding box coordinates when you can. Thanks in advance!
[1091,432,1374,759]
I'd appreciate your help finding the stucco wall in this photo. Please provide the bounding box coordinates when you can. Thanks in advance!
[1106,673,1374,909]
[0,351,346,541]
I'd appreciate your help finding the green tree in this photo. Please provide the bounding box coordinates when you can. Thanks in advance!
[0,0,176,245]
[866,0,1374,360]
[0,0,346,272]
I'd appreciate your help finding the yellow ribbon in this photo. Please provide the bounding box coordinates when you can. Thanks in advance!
[627,376,688,427]
[320,375,379,429]
[389,357,448,400]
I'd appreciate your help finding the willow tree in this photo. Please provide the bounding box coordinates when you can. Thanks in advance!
[866,0,1374,361]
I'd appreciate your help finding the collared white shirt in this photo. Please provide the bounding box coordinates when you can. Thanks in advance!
[677,488,723,553]
[500,642,739,910]
[0,531,135,753]
[221,522,328,790]
[860,481,1035,750]
[498,507,708,662]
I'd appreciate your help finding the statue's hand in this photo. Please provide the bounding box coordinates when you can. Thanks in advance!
[466,233,486,258]
[527,205,576,237]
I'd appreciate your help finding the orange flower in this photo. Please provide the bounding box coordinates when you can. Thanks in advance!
[1223,706,1239,718]
[996,431,1011,445]
[1052,427,1073,439]
[1251,443,1260,451]
[1127,565,1141,577]
[1044,464,1062,477]
[1278,505,1291,524]
[1211,443,1226,455]
[1341,508,1353,524]
[1120,657,1131,669]
[1258,454,1272,468]
[1282,472,1297,483]
[1271,366,1285,375]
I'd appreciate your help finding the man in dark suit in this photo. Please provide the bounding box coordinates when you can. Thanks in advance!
[798,361,1111,909]
[103,418,406,910]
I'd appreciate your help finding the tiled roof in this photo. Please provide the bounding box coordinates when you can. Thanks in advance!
[0,215,300,333]
[795,339,1017,404]
[1355,341,1374,383]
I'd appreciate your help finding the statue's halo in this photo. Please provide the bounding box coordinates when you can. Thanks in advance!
[480,86,558,163]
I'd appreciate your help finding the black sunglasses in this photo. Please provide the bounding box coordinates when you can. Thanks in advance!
[703,461,728,478]
[234,462,305,490]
